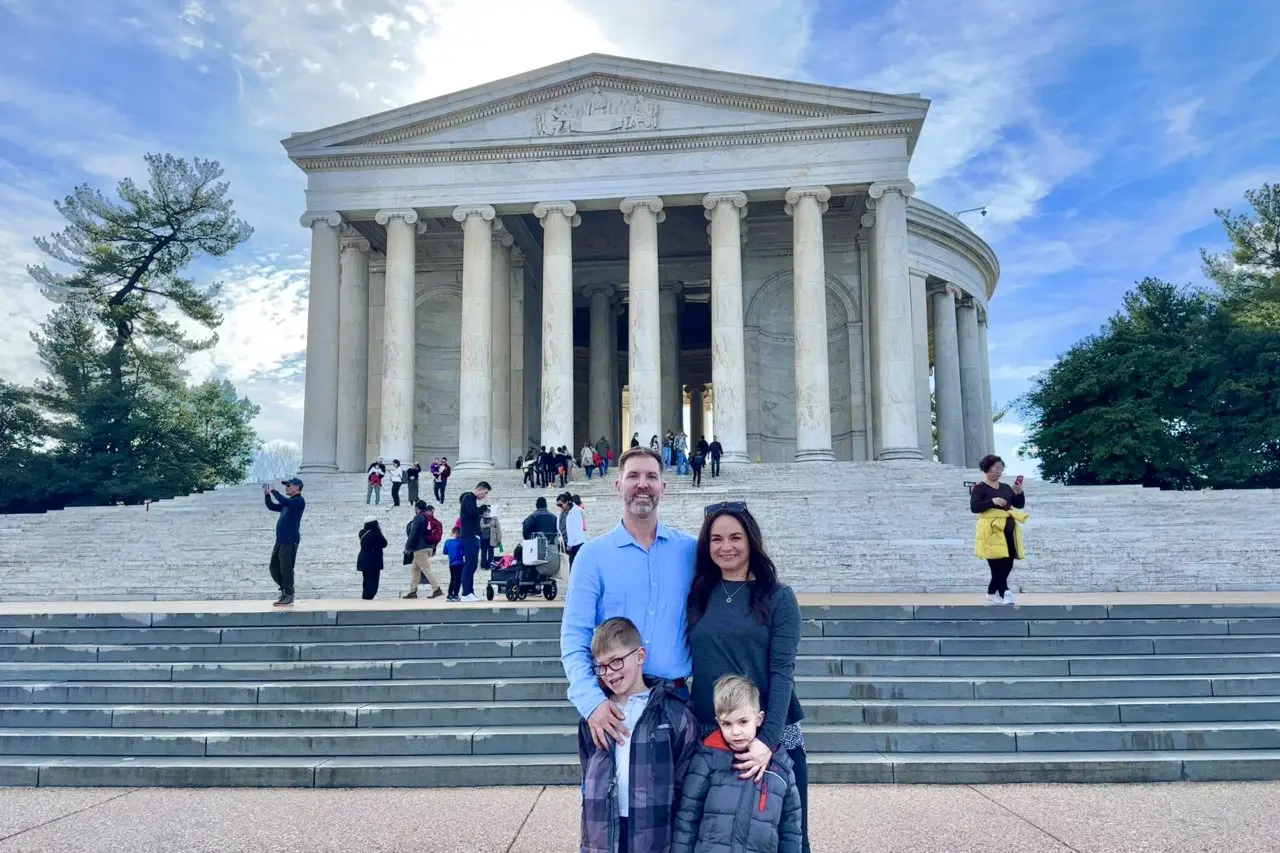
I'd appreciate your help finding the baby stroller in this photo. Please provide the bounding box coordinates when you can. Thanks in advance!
[486,533,561,601]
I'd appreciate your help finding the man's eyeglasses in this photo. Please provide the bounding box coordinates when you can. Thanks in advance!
[704,500,747,518]
[592,646,641,677]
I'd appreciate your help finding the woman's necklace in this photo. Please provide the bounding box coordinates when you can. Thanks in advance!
[720,579,748,604]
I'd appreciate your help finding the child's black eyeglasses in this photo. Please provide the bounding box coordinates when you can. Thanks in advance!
[592,646,641,677]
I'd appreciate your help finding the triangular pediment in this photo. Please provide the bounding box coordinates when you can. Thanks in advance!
[283,55,929,165]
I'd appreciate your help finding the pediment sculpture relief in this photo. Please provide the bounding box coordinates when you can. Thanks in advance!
[534,87,660,136]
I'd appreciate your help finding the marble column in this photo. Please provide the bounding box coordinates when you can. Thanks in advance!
[587,284,615,449]
[659,282,683,436]
[868,180,923,461]
[784,186,835,463]
[956,295,986,468]
[621,196,664,449]
[374,208,421,464]
[452,204,496,474]
[365,259,385,461]
[931,285,965,465]
[610,298,623,450]
[857,225,878,461]
[909,270,932,459]
[509,247,526,457]
[336,226,371,472]
[299,211,343,472]
[488,226,513,469]
[534,202,579,451]
[688,384,706,443]
[704,191,750,465]
[978,305,995,456]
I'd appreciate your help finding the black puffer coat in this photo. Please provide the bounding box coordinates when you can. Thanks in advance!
[357,523,387,572]
[672,731,801,853]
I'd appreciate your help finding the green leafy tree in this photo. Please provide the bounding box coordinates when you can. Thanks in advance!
[0,381,51,513]
[8,154,261,509]
[1020,278,1280,489]
[1203,183,1280,329]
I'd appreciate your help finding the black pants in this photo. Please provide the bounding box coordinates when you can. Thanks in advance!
[524,469,535,487]
[447,563,464,598]
[461,535,480,596]
[434,480,446,502]
[567,543,582,567]
[787,745,811,853]
[987,558,1014,595]
[480,540,494,569]
[691,465,702,486]
[407,480,418,504]
[390,482,402,506]
[711,457,720,476]
[269,542,297,596]
[618,816,630,853]
[361,569,380,600]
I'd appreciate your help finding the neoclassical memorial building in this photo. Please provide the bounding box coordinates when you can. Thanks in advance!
[284,55,999,474]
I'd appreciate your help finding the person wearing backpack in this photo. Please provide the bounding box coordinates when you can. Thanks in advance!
[402,500,443,599]
[357,517,388,600]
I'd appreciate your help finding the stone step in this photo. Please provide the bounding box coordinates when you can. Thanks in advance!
[10,672,1278,706]
[6,721,1280,759]
[8,748,1279,788]
[4,695,1279,730]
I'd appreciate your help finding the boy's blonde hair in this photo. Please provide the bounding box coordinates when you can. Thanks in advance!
[591,616,642,658]
[713,674,761,717]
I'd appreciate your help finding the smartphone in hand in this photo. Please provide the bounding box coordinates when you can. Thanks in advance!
[1014,475,1024,487]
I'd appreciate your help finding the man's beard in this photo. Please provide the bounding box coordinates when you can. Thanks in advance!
[625,491,658,516]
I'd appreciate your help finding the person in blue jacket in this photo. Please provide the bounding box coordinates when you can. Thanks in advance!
[441,525,465,602]
[262,477,306,607]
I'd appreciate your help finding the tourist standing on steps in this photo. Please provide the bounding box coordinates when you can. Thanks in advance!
[356,516,387,600]
[434,457,452,503]
[442,525,464,601]
[424,504,443,556]
[456,480,491,602]
[675,431,690,475]
[581,442,597,478]
[630,432,640,448]
[560,446,698,750]
[689,442,705,487]
[366,457,386,504]
[595,435,611,475]
[663,430,675,467]
[970,454,1028,605]
[406,461,422,504]
[262,477,305,607]
[479,505,502,569]
[687,500,809,853]
[709,436,723,477]
[388,460,404,507]
[403,500,443,600]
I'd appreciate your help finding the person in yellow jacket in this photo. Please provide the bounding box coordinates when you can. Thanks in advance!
[970,455,1028,605]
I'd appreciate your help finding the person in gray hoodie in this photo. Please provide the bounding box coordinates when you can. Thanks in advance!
[672,675,801,853]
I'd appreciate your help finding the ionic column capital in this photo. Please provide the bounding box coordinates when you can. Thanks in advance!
[584,283,615,301]
[620,196,666,225]
[492,230,514,249]
[868,180,917,201]
[452,204,496,223]
[929,282,962,300]
[976,303,989,325]
[784,186,831,216]
[374,208,420,227]
[339,224,371,253]
[660,281,684,297]
[300,210,342,229]
[702,191,748,220]
[533,201,581,227]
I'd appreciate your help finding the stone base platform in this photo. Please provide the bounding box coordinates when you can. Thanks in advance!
[1,594,1279,788]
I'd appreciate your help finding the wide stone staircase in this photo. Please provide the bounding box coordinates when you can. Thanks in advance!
[2,600,1280,787]
[2,463,1277,601]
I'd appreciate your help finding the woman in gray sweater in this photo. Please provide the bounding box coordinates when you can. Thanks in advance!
[686,501,808,853]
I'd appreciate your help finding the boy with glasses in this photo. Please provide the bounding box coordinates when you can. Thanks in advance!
[579,617,698,853]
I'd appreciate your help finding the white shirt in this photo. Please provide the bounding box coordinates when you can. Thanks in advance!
[564,505,586,548]
[613,690,651,818]
[389,466,403,483]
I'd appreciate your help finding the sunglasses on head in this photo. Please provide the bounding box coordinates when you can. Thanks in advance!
[704,500,747,518]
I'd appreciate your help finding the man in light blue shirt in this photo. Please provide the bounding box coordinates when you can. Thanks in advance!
[560,446,697,748]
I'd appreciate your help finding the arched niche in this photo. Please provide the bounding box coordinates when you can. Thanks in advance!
[744,271,867,462]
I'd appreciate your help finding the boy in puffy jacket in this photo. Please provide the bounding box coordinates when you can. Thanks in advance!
[672,675,801,853]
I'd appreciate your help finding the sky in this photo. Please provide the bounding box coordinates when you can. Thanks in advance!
[0,0,1276,467]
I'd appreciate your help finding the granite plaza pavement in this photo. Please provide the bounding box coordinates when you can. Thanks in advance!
[0,782,1277,852]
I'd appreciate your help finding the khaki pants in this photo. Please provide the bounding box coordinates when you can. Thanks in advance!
[409,548,441,594]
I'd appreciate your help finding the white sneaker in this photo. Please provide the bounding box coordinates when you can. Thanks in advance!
[1002,590,1016,605]
[984,594,1002,605]
[460,593,482,603]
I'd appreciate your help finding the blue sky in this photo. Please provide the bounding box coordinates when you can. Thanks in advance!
[0,0,1276,466]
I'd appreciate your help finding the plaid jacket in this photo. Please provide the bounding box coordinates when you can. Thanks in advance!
[578,678,699,853]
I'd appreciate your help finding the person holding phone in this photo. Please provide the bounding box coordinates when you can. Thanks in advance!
[970,455,1027,605]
